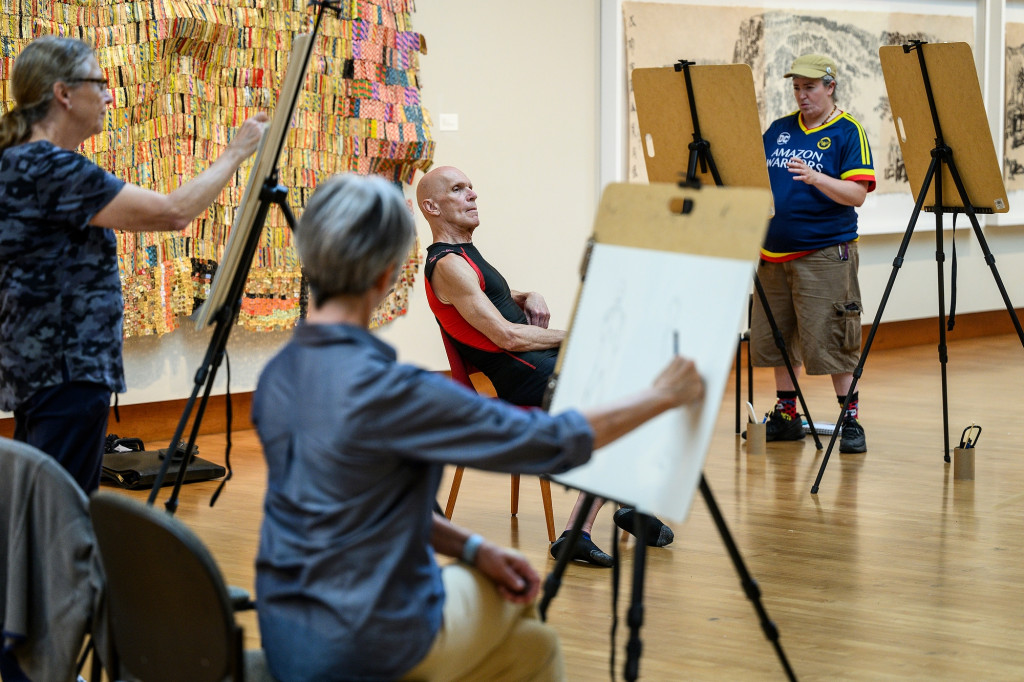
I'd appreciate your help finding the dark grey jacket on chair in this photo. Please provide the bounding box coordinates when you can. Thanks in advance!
[0,437,105,681]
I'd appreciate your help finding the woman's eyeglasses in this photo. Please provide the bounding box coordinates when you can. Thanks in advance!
[68,77,108,87]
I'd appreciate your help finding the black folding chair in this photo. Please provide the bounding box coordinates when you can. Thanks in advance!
[90,492,274,681]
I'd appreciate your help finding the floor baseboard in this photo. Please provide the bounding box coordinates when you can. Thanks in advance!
[0,393,254,444]
[864,307,1024,350]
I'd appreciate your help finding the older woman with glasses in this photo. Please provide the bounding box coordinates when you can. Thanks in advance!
[0,35,267,493]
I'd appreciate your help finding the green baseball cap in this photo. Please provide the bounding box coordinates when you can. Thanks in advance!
[784,54,837,79]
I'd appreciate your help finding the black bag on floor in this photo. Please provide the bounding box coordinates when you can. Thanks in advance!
[101,436,225,490]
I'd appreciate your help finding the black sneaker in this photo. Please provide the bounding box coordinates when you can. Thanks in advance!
[765,409,805,442]
[839,416,867,453]
[549,531,614,567]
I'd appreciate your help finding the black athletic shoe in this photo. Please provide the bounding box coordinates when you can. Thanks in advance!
[549,531,614,567]
[765,409,805,442]
[839,416,867,453]
[613,508,674,547]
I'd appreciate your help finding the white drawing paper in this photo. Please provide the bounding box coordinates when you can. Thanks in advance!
[549,243,752,523]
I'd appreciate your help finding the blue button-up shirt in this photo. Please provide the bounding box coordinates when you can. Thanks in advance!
[253,323,593,681]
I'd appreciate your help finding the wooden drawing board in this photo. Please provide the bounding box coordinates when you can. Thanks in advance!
[880,43,1008,213]
[547,183,771,523]
[195,33,314,329]
[632,64,769,189]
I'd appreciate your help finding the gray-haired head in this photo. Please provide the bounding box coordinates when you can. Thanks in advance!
[822,73,837,98]
[0,36,96,152]
[295,173,415,307]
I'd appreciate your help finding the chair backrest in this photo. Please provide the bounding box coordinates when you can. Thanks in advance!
[90,492,243,682]
[439,329,478,388]
[0,438,101,682]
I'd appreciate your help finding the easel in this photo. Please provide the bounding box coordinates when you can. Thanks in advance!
[146,2,344,511]
[539,183,795,681]
[631,61,823,449]
[811,41,1023,493]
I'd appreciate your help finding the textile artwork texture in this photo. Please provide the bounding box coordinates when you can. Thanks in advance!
[0,0,433,336]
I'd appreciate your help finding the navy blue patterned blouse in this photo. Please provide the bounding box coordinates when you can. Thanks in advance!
[0,141,126,410]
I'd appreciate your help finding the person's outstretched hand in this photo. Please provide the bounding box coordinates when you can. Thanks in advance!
[652,355,704,408]
[226,112,270,159]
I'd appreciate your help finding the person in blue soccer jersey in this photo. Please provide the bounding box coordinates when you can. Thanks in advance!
[0,36,267,493]
[752,54,875,454]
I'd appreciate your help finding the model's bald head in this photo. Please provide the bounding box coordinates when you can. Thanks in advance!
[417,166,464,208]
[417,166,479,242]
[416,166,444,206]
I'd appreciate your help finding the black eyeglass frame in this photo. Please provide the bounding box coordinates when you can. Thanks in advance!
[67,77,108,87]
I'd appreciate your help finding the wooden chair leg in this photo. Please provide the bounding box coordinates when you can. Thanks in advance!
[445,466,465,519]
[448,468,555,543]
[539,478,556,542]
[510,474,521,516]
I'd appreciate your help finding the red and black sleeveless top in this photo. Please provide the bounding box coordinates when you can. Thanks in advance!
[424,242,557,407]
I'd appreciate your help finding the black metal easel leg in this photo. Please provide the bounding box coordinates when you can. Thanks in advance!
[735,332,743,434]
[734,297,753,435]
[676,59,818,447]
[933,208,952,461]
[700,475,797,681]
[145,307,228,508]
[967,217,1024,345]
[144,2,328,510]
[542,486,795,679]
[811,151,942,494]
[146,188,279,511]
[814,152,1024,490]
[624,512,648,682]
[747,327,754,417]
[942,154,1024,442]
[815,42,1024,492]
[539,493,596,621]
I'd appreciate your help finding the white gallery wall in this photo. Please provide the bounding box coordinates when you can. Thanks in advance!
[373,1,601,373]
[110,0,1024,408]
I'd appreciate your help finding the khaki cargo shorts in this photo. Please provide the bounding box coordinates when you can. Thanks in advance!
[750,241,862,375]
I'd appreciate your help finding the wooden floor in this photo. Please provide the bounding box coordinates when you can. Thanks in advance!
[111,334,1024,680]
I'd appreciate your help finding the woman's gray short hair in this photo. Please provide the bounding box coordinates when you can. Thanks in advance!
[822,74,837,97]
[295,173,416,305]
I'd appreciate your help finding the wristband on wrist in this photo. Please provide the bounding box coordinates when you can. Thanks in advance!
[461,533,485,565]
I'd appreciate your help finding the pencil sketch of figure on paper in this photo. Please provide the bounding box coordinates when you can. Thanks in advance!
[579,286,627,407]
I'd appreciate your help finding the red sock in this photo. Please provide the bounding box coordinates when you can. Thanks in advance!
[839,392,859,420]
[775,391,798,419]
